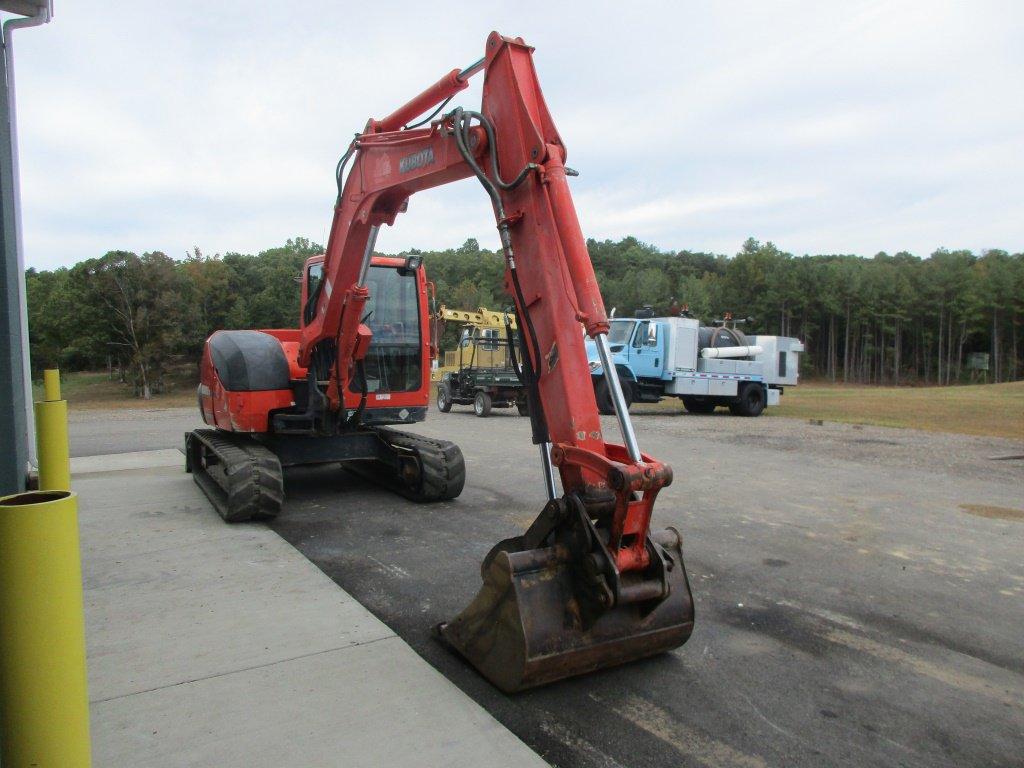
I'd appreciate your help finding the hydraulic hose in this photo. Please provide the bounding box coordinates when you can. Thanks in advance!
[505,314,523,382]
[335,139,359,202]
[450,108,549,445]
[345,360,369,429]
[453,108,536,190]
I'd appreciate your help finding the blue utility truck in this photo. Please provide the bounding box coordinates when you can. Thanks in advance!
[584,314,803,416]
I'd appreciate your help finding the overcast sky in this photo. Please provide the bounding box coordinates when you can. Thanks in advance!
[9,1,1023,270]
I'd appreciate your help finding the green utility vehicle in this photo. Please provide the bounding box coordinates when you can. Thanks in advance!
[436,324,528,417]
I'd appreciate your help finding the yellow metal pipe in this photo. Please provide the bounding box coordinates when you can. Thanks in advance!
[35,367,70,490]
[0,490,92,767]
[43,367,61,401]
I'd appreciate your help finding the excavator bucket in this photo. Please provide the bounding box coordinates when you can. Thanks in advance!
[439,529,694,693]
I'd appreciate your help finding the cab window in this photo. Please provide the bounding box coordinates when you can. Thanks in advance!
[303,263,324,325]
[645,323,658,347]
[608,320,635,346]
[632,321,647,348]
[349,264,422,393]
[479,328,500,351]
[307,263,323,295]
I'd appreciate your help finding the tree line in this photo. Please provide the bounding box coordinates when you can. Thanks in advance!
[25,236,1023,397]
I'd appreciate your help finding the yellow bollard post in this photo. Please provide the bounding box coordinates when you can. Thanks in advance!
[0,490,92,767]
[35,368,71,490]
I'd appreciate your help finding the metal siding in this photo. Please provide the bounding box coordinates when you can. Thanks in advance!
[708,378,737,396]
[672,319,699,371]
[0,50,27,494]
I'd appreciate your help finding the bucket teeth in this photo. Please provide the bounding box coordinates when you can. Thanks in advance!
[439,529,694,693]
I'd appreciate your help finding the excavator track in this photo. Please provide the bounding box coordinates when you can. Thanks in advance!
[348,427,465,502]
[185,429,285,522]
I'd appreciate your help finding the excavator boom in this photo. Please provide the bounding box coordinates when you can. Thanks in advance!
[300,32,694,691]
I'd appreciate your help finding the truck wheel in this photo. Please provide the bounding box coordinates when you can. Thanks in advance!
[437,384,453,413]
[682,397,716,415]
[595,376,632,416]
[473,391,492,417]
[729,383,766,417]
[516,394,529,416]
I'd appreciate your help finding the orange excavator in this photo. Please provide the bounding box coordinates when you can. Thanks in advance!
[186,31,694,692]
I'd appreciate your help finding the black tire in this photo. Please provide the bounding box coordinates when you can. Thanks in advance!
[516,394,529,416]
[682,396,717,415]
[473,390,492,417]
[437,384,452,413]
[594,376,632,416]
[729,383,766,417]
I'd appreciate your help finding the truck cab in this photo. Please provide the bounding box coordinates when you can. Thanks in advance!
[585,316,804,417]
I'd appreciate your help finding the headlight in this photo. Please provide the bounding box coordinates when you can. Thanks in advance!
[588,360,600,371]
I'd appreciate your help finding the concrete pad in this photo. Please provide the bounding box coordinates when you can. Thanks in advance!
[92,637,547,768]
[72,448,184,475]
[80,461,548,766]
[85,534,391,701]
[80,467,392,702]
[75,468,260,565]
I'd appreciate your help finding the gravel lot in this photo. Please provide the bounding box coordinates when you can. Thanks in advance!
[628,405,1023,485]
[69,403,1023,485]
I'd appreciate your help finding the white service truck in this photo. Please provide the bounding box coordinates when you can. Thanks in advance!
[584,315,804,416]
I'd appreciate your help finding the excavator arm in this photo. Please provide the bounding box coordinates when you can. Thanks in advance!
[304,31,694,692]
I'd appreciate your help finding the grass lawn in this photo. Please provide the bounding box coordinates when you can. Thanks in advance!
[32,370,195,409]
[629,380,1023,439]
[39,370,1024,440]
[771,380,1024,439]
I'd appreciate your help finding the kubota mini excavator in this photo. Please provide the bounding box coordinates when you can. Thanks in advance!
[186,31,694,692]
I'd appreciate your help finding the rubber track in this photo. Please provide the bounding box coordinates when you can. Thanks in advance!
[353,428,466,502]
[186,429,284,522]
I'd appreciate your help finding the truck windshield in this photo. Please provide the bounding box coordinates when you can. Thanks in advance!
[608,320,635,346]
[351,265,421,393]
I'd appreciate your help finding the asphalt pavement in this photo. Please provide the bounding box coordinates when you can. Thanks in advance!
[68,407,202,457]
[71,404,1024,767]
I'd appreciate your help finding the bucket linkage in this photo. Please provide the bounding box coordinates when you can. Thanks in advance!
[439,449,694,693]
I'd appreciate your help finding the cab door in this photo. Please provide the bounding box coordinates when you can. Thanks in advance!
[630,321,663,379]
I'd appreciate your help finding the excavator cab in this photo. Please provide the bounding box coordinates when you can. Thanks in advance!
[189,249,464,521]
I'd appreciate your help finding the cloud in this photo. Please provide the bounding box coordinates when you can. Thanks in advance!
[574,184,823,240]
[7,0,1023,269]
